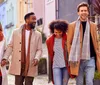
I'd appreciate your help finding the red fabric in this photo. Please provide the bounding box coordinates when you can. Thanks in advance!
[46,33,74,84]
[0,32,4,41]
[0,70,2,76]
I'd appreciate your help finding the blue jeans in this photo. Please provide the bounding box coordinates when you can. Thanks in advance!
[76,57,95,85]
[53,67,69,85]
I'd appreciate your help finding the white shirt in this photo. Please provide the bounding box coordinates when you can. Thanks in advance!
[25,30,30,55]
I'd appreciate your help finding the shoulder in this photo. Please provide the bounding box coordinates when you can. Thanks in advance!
[46,35,54,43]
[90,21,97,27]
[34,30,42,36]
[12,27,21,34]
[69,21,76,26]
[68,21,76,29]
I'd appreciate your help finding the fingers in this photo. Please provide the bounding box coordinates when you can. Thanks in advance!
[1,59,7,67]
[32,59,38,66]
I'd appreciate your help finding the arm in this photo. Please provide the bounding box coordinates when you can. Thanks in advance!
[34,33,42,63]
[1,32,14,66]
[3,32,14,60]
[67,23,75,56]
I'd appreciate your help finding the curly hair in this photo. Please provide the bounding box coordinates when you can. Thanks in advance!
[49,20,68,34]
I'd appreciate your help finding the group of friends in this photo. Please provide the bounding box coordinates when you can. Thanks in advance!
[0,1,100,85]
[46,2,100,85]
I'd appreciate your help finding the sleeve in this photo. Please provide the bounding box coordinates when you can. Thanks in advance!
[3,31,14,60]
[67,23,74,56]
[34,33,42,61]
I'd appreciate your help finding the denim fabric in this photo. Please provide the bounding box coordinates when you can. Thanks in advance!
[76,57,95,85]
[53,67,69,85]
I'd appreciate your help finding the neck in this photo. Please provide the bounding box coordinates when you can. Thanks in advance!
[80,18,87,22]
[25,24,31,30]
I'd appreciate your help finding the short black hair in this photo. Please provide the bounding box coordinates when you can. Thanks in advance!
[24,12,35,21]
[49,20,68,34]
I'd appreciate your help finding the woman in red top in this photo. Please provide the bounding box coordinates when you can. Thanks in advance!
[46,20,70,85]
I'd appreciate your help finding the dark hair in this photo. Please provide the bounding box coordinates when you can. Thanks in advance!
[24,12,35,21]
[77,2,89,12]
[49,20,68,34]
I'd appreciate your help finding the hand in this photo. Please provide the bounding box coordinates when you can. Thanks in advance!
[32,59,38,66]
[1,59,7,67]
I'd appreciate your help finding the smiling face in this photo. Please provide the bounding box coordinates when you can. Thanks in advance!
[27,15,36,29]
[54,29,63,38]
[78,6,89,21]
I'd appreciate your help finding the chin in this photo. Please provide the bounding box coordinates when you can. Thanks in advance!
[56,36,62,38]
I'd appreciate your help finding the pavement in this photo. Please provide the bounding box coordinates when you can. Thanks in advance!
[8,74,53,85]
[8,74,76,85]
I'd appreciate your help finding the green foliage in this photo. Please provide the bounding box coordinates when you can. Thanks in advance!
[42,33,46,43]
[38,58,47,75]
[94,71,100,80]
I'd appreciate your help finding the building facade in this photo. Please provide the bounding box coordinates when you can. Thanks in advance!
[0,0,7,36]
[44,0,93,37]
[17,0,28,28]
[44,0,56,36]
[5,0,17,43]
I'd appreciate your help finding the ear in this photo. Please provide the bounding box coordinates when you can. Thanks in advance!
[26,19,29,23]
[77,12,80,16]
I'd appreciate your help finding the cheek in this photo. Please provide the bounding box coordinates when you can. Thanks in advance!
[57,33,62,37]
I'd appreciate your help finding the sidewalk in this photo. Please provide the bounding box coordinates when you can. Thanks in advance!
[8,74,53,85]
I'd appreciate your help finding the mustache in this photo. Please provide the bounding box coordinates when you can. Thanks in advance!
[29,23,36,29]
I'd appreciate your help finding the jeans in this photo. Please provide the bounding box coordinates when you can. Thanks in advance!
[76,57,95,85]
[53,67,69,85]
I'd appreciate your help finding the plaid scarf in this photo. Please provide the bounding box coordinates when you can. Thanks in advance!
[69,18,90,62]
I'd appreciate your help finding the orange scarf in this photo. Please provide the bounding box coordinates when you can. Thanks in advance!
[21,25,32,76]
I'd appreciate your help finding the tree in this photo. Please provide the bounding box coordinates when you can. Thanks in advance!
[93,0,100,15]
[93,0,100,30]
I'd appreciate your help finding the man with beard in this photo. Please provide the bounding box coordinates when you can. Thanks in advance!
[1,12,42,85]
[67,2,100,85]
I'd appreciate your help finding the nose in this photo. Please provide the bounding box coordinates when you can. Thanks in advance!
[33,22,36,25]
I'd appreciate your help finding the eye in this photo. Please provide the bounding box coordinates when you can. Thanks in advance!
[81,10,83,12]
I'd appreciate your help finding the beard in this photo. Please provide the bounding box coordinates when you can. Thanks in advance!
[29,23,36,29]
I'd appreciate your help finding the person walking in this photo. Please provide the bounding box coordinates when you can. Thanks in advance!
[1,12,42,85]
[67,2,100,85]
[46,20,70,85]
